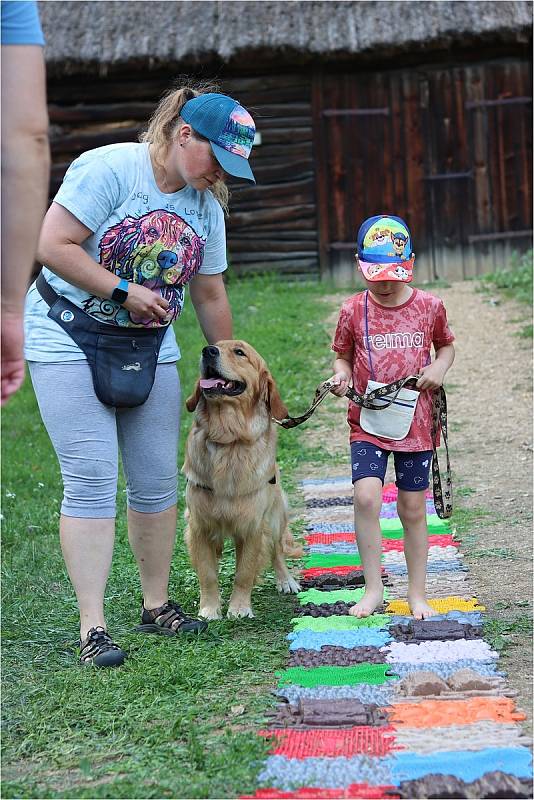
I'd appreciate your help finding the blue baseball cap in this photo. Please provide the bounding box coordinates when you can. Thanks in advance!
[356,214,415,282]
[180,93,256,183]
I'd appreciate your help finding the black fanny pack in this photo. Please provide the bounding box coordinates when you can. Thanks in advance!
[36,272,167,408]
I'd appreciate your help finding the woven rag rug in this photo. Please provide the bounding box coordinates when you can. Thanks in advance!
[243,477,533,799]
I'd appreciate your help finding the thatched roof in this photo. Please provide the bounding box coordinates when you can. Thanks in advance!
[39,0,532,72]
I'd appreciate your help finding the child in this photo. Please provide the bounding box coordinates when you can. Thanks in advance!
[329,215,455,619]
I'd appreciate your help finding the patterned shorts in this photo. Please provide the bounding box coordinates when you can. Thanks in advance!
[350,440,432,491]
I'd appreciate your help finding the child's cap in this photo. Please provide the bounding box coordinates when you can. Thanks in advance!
[180,93,256,183]
[356,214,415,282]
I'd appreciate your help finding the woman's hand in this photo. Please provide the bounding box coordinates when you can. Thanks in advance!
[328,372,351,397]
[122,283,170,321]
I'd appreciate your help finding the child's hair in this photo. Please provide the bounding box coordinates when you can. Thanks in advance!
[140,80,229,213]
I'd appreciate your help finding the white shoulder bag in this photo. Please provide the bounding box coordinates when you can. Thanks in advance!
[359,379,419,440]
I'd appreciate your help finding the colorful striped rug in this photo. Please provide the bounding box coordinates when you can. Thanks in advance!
[243,478,532,799]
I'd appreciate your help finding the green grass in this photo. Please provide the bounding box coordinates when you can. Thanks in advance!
[478,249,533,337]
[1,275,339,799]
[484,615,534,654]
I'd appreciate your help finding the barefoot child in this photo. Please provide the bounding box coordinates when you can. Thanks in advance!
[329,215,455,619]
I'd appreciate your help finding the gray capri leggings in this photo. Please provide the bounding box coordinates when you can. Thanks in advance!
[28,360,180,518]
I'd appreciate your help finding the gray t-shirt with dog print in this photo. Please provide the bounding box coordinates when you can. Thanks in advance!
[24,142,227,363]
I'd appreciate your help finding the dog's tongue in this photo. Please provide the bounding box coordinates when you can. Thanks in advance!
[200,378,227,389]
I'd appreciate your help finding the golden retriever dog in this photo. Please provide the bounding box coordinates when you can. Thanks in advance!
[183,340,302,619]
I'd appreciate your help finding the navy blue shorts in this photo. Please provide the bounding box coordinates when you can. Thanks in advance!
[350,441,432,492]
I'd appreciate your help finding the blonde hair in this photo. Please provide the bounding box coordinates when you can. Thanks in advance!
[140,80,229,213]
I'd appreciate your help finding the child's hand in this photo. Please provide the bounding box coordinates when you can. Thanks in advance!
[328,372,350,397]
[416,362,447,391]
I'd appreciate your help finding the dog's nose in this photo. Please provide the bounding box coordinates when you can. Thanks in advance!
[157,250,179,270]
[202,346,219,359]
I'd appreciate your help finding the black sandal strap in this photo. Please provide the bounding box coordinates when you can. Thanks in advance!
[143,601,198,631]
[79,626,122,662]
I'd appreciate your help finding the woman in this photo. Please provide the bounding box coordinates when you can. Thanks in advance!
[24,84,256,667]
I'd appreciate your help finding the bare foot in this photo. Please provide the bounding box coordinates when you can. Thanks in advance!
[408,595,436,619]
[348,588,384,618]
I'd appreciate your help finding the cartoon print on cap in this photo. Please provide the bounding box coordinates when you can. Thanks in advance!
[357,215,415,282]
[392,265,410,280]
[392,231,409,257]
[82,209,205,328]
[363,217,411,262]
[367,264,383,278]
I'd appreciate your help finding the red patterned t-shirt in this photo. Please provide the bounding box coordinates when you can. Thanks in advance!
[332,288,455,451]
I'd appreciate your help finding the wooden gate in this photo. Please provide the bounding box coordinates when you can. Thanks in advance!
[314,58,532,285]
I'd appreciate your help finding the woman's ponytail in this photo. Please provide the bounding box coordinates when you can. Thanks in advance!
[140,80,229,213]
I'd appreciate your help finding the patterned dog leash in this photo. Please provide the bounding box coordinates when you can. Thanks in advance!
[273,376,453,519]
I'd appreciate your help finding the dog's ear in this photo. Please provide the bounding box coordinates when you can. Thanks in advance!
[262,371,288,421]
[186,381,202,412]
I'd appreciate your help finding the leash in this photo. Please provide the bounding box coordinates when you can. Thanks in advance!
[273,377,453,519]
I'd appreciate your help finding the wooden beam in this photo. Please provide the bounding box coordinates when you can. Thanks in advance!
[311,67,329,280]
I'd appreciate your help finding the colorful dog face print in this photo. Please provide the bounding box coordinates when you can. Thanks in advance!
[82,210,205,326]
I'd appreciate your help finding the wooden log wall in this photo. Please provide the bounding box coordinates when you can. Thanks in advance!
[46,53,531,285]
[46,70,319,280]
[313,56,532,284]
[218,74,318,277]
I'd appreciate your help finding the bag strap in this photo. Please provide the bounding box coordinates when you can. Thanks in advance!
[273,376,453,520]
[36,271,59,306]
[35,271,168,341]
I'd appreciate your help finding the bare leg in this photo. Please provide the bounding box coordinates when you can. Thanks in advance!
[185,522,222,619]
[127,505,176,611]
[348,478,384,618]
[60,515,115,639]
[227,533,267,618]
[397,489,436,619]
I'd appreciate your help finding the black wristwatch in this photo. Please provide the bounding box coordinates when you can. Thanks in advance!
[111,278,129,305]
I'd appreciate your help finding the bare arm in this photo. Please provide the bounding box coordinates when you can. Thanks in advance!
[1,43,50,403]
[37,203,170,321]
[416,343,455,390]
[188,272,232,343]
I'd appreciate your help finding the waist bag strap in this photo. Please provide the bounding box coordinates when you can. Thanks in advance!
[36,271,168,343]
[273,376,453,520]
[36,271,60,306]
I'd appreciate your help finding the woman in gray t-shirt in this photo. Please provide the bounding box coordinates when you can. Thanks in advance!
[25,86,256,666]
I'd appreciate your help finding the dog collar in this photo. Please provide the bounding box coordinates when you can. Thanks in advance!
[187,475,276,492]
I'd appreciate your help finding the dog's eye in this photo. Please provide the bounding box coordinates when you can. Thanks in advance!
[234,348,246,357]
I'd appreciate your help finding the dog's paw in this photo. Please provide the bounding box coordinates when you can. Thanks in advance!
[227,605,255,619]
[199,606,222,620]
[277,576,301,594]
